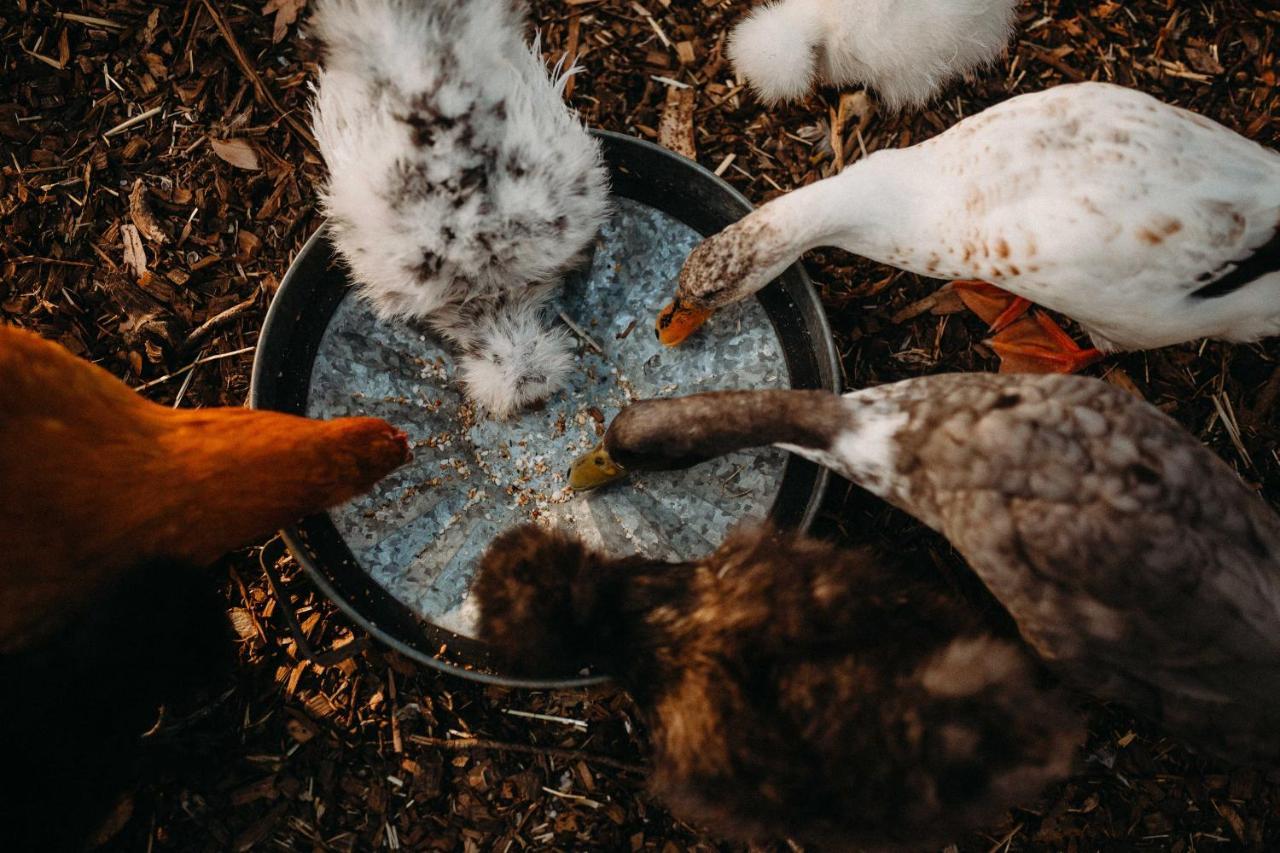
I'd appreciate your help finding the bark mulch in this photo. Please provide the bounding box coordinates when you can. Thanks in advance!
[2,0,1278,850]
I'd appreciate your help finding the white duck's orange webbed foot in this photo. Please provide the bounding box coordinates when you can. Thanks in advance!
[989,295,1033,333]
[951,280,1101,374]
[951,280,1032,332]
[988,311,1104,374]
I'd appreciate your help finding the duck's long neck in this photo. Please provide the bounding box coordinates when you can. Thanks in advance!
[606,386,922,508]
[789,150,928,260]
[607,390,846,468]
[682,154,916,308]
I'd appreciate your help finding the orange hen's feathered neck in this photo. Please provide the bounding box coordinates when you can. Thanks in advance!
[0,325,409,649]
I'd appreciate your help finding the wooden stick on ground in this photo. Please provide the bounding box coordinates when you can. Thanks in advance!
[183,295,258,351]
[407,734,647,774]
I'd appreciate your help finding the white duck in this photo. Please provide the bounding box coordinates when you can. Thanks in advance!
[657,83,1280,373]
[566,373,1280,765]
[729,0,1018,109]
[310,0,609,417]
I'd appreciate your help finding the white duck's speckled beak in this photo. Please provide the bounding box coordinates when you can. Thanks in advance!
[655,298,716,347]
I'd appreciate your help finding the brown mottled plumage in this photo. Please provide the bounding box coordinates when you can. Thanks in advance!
[578,373,1280,765]
[476,524,1082,850]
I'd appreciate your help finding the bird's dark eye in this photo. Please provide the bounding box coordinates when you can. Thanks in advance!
[595,457,605,466]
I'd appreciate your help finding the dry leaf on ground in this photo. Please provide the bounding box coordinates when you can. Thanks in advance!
[210,137,262,171]
[262,0,307,44]
[120,224,147,281]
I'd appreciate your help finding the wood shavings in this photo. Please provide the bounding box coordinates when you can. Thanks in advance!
[261,0,308,44]
[657,85,696,158]
[128,179,167,244]
[2,1,1278,849]
[120,223,147,281]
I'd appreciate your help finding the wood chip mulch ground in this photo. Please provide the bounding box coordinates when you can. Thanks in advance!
[2,0,1279,850]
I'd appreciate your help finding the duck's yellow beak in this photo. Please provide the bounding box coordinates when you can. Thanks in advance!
[655,299,714,347]
[568,443,628,491]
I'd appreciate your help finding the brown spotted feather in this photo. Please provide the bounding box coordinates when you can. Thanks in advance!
[586,373,1280,764]
[869,374,1280,762]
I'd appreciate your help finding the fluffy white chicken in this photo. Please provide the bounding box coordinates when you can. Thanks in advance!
[729,0,1018,109]
[310,0,609,417]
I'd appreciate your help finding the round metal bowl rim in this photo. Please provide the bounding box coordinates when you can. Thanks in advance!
[250,129,839,687]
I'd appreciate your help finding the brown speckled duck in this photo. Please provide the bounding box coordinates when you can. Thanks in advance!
[476,523,1082,851]
[566,373,1280,765]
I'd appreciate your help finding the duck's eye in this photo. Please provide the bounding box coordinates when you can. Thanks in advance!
[595,456,605,466]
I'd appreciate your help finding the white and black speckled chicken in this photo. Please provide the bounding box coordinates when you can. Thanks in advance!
[567,373,1280,766]
[310,0,610,417]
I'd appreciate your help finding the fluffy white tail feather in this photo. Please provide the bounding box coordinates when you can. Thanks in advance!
[729,0,1017,109]
[455,294,575,419]
[728,1,826,105]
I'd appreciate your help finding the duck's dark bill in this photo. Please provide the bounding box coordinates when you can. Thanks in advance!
[568,443,628,491]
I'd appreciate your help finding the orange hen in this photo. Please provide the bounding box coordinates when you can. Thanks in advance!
[0,324,409,849]
[0,323,409,647]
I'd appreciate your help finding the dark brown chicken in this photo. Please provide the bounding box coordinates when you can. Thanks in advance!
[0,324,409,849]
[476,523,1083,851]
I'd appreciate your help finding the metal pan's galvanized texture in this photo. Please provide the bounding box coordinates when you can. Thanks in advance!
[307,197,789,638]
[250,132,838,687]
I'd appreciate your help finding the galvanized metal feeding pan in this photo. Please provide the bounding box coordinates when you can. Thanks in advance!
[250,130,839,688]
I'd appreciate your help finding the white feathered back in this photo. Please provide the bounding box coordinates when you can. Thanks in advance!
[311,0,608,318]
[309,0,609,416]
[729,0,1017,109]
